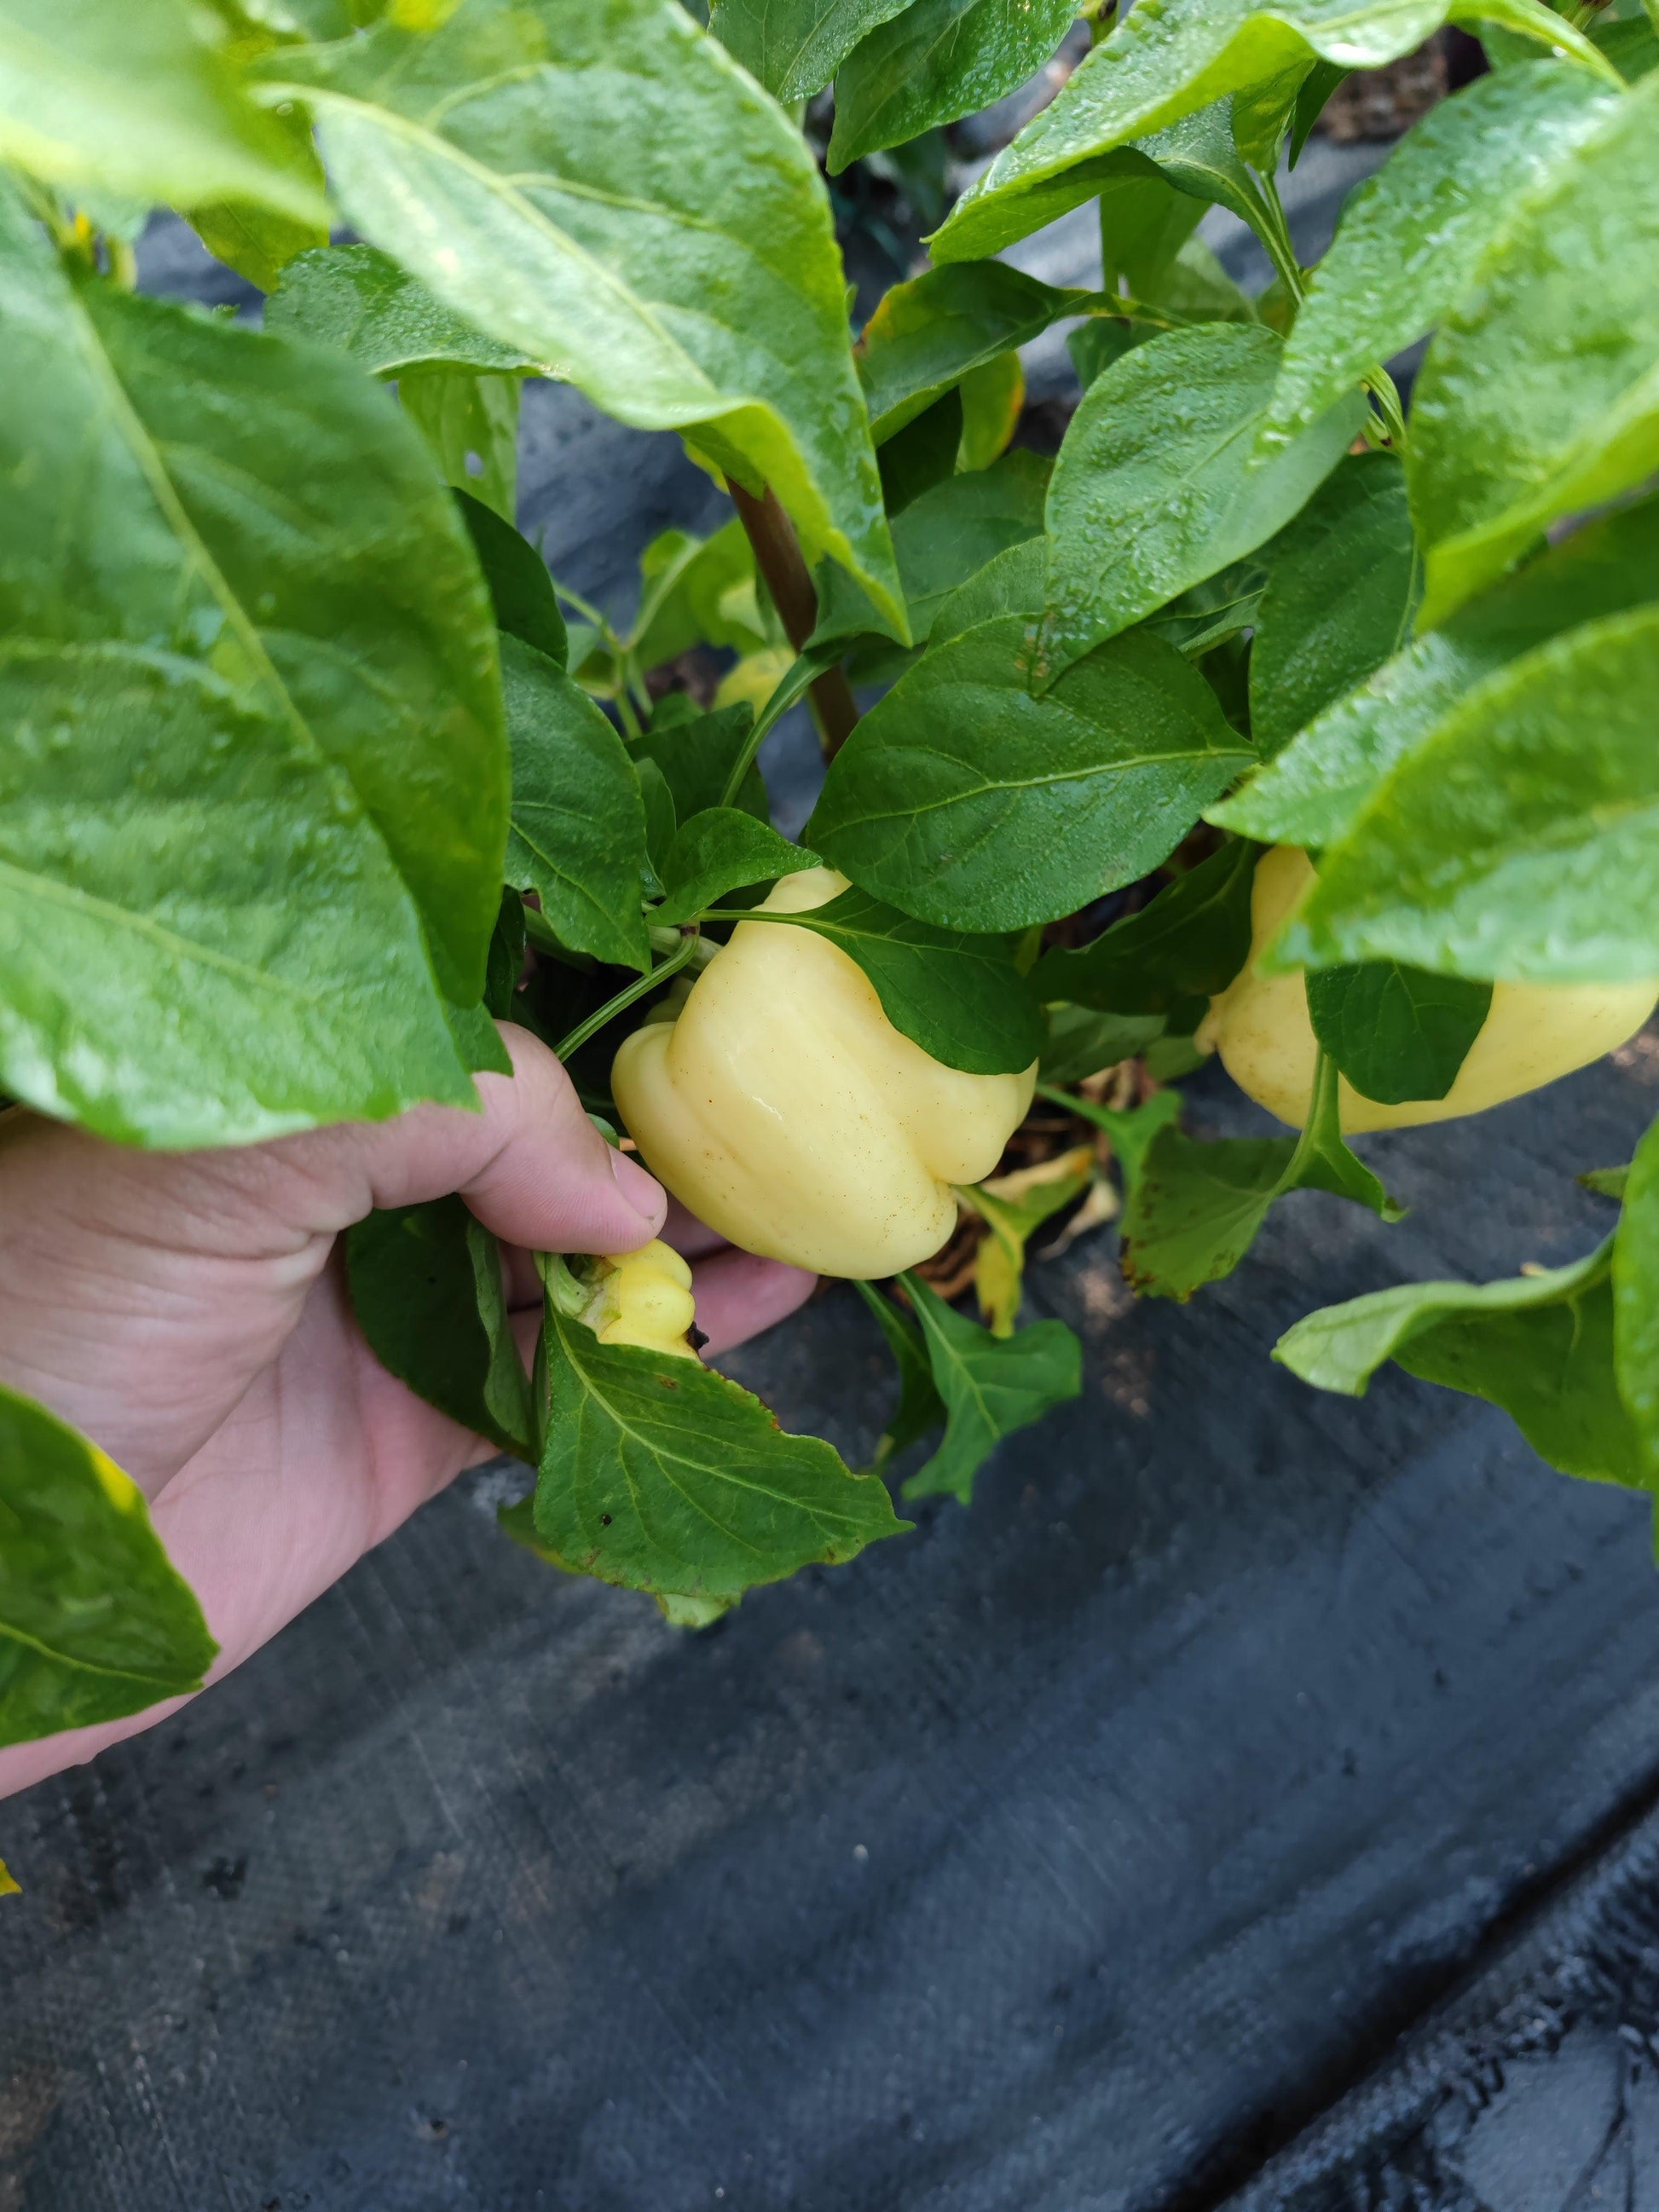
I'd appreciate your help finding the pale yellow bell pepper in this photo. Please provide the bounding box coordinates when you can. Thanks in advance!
[611,868,1037,1278]
[581,1239,699,1360]
[1200,845,1659,1131]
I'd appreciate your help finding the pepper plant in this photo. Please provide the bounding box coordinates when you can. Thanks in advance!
[3,0,1659,1749]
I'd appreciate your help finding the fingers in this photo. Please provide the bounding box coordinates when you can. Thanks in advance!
[661,1196,728,1260]
[690,1248,817,1356]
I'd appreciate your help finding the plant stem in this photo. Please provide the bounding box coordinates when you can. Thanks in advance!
[1362,363,1409,453]
[554,930,700,1061]
[1248,171,1305,309]
[728,481,862,759]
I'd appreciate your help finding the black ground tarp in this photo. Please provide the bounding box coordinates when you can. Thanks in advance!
[7,197,1659,2212]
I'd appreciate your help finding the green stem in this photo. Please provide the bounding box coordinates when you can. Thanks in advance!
[554,930,701,1062]
[715,647,835,809]
[1361,363,1409,453]
[1249,172,1305,309]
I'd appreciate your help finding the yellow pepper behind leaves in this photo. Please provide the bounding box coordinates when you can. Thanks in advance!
[581,1240,700,1360]
[1201,846,1659,1131]
[612,868,1037,1279]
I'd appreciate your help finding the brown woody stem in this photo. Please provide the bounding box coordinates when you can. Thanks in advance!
[728,480,861,759]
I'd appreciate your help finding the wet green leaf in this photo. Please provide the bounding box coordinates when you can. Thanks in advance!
[1041,325,1363,681]
[855,261,1064,446]
[268,242,540,376]
[1273,607,1659,985]
[400,367,522,522]
[1263,63,1617,453]
[891,450,1050,644]
[811,616,1251,931]
[1409,74,1659,625]
[654,810,818,924]
[830,0,1079,170]
[1304,962,1491,1104]
[269,0,905,635]
[1031,839,1258,1013]
[0,1383,217,1750]
[709,0,912,99]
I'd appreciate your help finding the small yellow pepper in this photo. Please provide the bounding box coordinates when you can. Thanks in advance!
[611,868,1036,1278]
[580,1239,699,1360]
[1200,846,1659,1131]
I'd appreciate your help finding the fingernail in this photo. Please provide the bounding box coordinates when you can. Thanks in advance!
[610,1145,665,1226]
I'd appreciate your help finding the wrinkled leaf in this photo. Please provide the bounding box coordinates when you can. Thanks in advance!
[812,616,1251,932]
[1409,74,1659,625]
[1212,490,1659,850]
[1273,607,1659,985]
[454,490,568,667]
[928,0,1612,263]
[534,1300,907,1603]
[502,637,652,973]
[0,1383,217,1750]
[347,1198,535,1461]
[708,0,912,99]
[1032,839,1257,1012]
[898,1271,1081,1503]
[0,0,331,219]
[830,0,1079,170]
[267,241,541,375]
[269,0,905,634]
[654,810,818,924]
[1249,453,1419,758]
[1304,962,1491,1104]
[1279,1239,1645,1487]
[737,887,1045,1075]
[1041,324,1364,681]
[1263,63,1617,453]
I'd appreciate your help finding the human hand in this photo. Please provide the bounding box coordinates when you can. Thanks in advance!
[0,1026,816,1798]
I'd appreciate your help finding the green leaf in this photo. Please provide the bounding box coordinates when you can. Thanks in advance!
[631,518,774,672]
[927,534,1048,646]
[1592,14,1659,80]
[631,701,769,825]
[0,1382,217,1751]
[0,196,498,1141]
[897,1270,1081,1503]
[346,1197,535,1461]
[810,616,1252,931]
[188,103,330,292]
[853,1278,946,1468]
[957,346,1025,470]
[1121,1051,1399,1298]
[483,884,527,1019]
[829,0,1080,170]
[1262,63,1618,454]
[454,490,568,667]
[0,0,332,220]
[1031,838,1258,1012]
[1581,1164,1630,1201]
[501,637,653,973]
[1615,1114,1659,1474]
[1304,962,1492,1103]
[654,809,818,924]
[878,389,964,516]
[708,0,912,99]
[1142,557,1267,658]
[964,1146,1095,1335]
[1038,1004,1167,1084]
[1409,73,1659,627]
[1272,606,1659,985]
[928,0,1615,263]
[533,1300,908,1604]
[267,242,541,375]
[732,887,1044,1075]
[1068,315,1150,391]
[1049,1084,1184,1193]
[1279,1239,1645,1487]
[891,449,1050,644]
[1041,324,1365,681]
[1248,452,1419,759]
[1211,489,1659,850]
[1097,162,1204,299]
[855,261,1081,444]
[636,757,678,891]
[269,0,905,637]
[400,366,522,522]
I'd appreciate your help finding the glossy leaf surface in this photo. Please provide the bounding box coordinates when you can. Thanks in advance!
[1042,325,1363,679]
[0,1383,217,1751]
[654,810,818,925]
[271,0,904,633]
[857,262,1082,443]
[708,0,912,98]
[1032,839,1257,1013]
[1304,962,1491,1103]
[1409,75,1659,624]
[268,243,540,375]
[830,0,1079,170]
